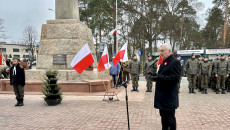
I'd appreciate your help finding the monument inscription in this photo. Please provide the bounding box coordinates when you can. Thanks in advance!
[53,54,67,65]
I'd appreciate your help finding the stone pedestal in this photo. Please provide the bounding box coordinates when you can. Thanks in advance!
[36,19,101,81]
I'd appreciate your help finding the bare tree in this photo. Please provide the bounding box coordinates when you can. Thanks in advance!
[0,18,7,42]
[22,25,38,61]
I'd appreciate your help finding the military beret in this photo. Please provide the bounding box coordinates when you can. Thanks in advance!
[228,54,230,57]
[132,54,137,57]
[220,53,224,56]
[147,53,152,57]
[191,53,195,56]
[204,55,209,58]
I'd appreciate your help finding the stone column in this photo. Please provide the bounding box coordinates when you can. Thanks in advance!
[55,0,80,21]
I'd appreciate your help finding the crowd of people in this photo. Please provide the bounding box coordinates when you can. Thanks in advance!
[185,53,230,94]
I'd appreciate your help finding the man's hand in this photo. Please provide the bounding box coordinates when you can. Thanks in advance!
[149,73,158,82]
[226,74,229,78]
[197,74,200,77]
[215,74,218,78]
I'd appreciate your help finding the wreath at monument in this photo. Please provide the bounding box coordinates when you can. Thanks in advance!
[42,70,62,105]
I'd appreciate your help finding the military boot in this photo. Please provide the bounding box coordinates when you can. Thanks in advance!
[214,88,217,92]
[136,87,139,92]
[201,89,205,94]
[227,87,230,92]
[18,99,24,106]
[192,88,196,94]
[221,89,226,94]
[131,87,135,92]
[188,88,192,94]
[15,99,20,107]
[205,89,208,94]
[216,89,219,94]
[149,86,152,92]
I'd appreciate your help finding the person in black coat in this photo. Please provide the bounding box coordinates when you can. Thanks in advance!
[10,57,26,107]
[150,43,181,130]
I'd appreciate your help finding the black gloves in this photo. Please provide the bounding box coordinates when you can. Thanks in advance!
[149,73,158,82]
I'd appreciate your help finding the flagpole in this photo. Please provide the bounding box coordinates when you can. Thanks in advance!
[116,0,118,53]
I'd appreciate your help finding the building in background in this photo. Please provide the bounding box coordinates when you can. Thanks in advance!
[0,42,38,60]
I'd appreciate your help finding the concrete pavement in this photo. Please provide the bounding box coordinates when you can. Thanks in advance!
[1,79,230,130]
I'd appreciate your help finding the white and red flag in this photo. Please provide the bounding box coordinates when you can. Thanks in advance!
[113,43,128,66]
[71,43,94,74]
[97,45,111,72]
[112,30,117,37]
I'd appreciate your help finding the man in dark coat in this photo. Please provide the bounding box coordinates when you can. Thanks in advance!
[10,57,26,106]
[150,43,181,130]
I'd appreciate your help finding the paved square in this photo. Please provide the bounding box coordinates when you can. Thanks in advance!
[1,77,230,130]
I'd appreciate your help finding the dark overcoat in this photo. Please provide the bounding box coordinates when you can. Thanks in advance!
[154,54,181,110]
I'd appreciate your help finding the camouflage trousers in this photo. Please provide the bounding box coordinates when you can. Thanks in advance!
[187,74,197,88]
[226,77,230,90]
[123,72,130,83]
[211,75,216,88]
[201,74,208,89]
[178,76,182,89]
[13,84,24,100]
[131,74,139,89]
[145,75,152,90]
[196,76,201,89]
[216,75,226,89]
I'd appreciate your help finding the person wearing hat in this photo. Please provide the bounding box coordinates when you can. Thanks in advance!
[109,57,121,89]
[122,60,130,83]
[214,53,229,94]
[196,54,203,92]
[185,53,199,94]
[226,54,230,92]
[10,57,26,106]
[0,59,11,79]
[199,55,211,94]
[176,54,184,93]
[211,53,221,92]
[144,53,157,92]
[129,54,142,92]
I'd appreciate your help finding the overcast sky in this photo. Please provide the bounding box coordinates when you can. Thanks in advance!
[0,0,213,43]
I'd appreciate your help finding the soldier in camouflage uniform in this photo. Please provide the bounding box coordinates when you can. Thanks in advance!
[144,53,157,92]
[196,55,203,92]
[176,54,184,93]
[0,65,10,79]
[226,54,230,92]
[122,60,130,83]
[215,53,229,94]
[186,53,199,94]
[199,55,211,94]
[208,59,213,88]
[129,54,142,92]
[211,54,221,92]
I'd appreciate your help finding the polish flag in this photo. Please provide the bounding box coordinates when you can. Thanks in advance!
[112,30,117,37]
[97,45,111,72]
[71,43,94,74]
[157,56,163,65]
[113,43,128,66]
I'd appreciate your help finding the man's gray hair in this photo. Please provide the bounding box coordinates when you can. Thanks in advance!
[160,43,172,51]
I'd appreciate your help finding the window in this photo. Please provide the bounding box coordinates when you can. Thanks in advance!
[25,49,29,53]
[13,55,20,59]
[0,48,6,52]
[26,55,29,58]
[13,49,20,52]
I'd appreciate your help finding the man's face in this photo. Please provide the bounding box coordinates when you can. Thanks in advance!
[148,56,152,60]
[228,56,230,60]
[221,56,225,60]
[160,45,171,60]
[12,59,18,65]
[177,57,181,60]
[192,55,195,59]
[204,58,208,62]
[218,55,221,59]
[133,56,137,60]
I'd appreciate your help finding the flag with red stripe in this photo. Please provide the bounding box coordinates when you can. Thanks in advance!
[113,43,128,66]
[71,43,94,74]
[97,45,111,72]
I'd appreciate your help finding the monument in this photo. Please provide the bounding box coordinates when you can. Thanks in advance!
[0,0,111,93]
[28,0,101,81]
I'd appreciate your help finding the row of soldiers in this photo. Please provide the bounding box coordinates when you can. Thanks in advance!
[185,53,230,94]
